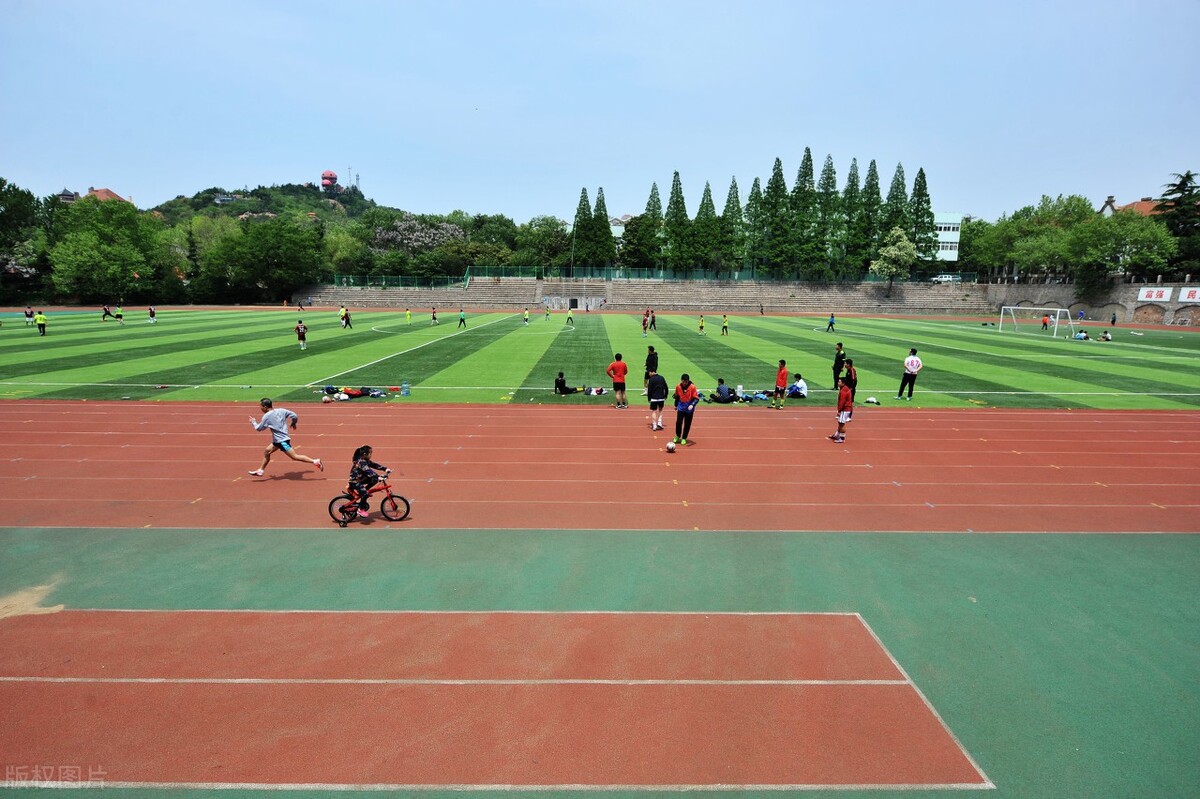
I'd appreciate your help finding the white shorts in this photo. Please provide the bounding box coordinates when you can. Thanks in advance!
[837,410,853,424]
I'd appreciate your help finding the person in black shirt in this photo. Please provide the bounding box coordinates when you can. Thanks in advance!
[643,345,659,395]
[646,368,669,430]
[832,342,846,390]
[554,372,580,395]
[842,358,858,401]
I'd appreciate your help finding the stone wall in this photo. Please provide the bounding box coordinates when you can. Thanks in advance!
[984,283,1198,325]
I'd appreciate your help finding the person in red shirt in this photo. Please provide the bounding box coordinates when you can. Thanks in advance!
[606,353,629,409]
[673,373,700,445]
[829,376,853,443]
[294,320,308,351]
[771,359,789,409]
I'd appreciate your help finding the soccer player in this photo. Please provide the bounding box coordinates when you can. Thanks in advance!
[247,398,323,476]
[646,368,669,430]
[295,319,308,350]
[606,353,629,409]
[721,314,729,336]
[896,348,923,400]
[771,359,789,409]
[672,374,700,445]
[829,377,852,443]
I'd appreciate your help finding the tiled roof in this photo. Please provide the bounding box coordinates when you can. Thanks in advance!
[86,187,130,203]
[1117,199,1160,216]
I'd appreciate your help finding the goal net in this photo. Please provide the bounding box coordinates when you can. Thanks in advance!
[998,306,1075,337]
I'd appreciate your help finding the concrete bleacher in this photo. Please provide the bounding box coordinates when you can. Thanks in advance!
[295,279,995,316]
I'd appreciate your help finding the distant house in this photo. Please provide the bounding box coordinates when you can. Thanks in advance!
[86,186,131,203]
[214,194,236,205]
[934,212,963,262]
[57,188,81,204]
[1098,196,1160,217]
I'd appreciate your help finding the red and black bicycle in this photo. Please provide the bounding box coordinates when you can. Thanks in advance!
[327,471,411,526]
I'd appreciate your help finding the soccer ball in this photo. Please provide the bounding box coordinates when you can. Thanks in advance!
[321,395,334,404]
[666,441,676,452]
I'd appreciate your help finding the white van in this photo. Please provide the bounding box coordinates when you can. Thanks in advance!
[931,274,962,284]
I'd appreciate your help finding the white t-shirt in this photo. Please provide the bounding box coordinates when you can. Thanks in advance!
[904,355,923,375]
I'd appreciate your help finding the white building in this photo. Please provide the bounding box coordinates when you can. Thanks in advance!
[934,212,962,262]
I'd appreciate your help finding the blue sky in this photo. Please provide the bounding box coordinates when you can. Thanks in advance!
[2,0,1196,224]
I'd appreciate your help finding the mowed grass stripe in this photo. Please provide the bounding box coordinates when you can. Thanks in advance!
[516,315,612,403]
[2,308,1197,408]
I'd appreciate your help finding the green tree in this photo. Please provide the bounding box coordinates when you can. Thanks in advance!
[815,154,844,280]
[513,215,570,270]
[569,187,593,271]
[881,164,909,236]
[663,171,693,271]
[869,226,918,297]
[743,178,765,272]
[1068,211,1177,299]
[692,182,722,274]
[48,196,166,301]
[761,159,793,277]
[859,160,883,266]
[719,177,744,274]
[840,159,865,278]
[1154,171,1200,274]
[908,168,937,261]
[592,188,617,267]
[617,214,658,271]
[789,148,820,278]
[196,217,323,302]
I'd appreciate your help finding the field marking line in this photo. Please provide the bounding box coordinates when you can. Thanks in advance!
[852,613,995,789]
[313,314,517,386]
[0,779,1000,791]
[0,676,908,686]
[71,608,863,616]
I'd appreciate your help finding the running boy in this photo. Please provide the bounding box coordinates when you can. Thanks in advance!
[348,445,389,518]
[248,398,323,476]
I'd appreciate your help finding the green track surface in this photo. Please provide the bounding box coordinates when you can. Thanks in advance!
[2,308,1198,408]
[2,527,1197,798]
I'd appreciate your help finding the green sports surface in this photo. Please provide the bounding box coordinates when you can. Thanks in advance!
[2,307,1198,408]
[0,528,1197,798]
[2,305,1198,797]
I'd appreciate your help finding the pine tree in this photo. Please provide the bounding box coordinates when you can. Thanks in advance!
[570,187,593,271]
[842,158,867,277]
[663,171,693,272]
[719,177,744,274]
[908,168,937,262]
[815,154,844,280]
[642,182,664,268]
[592,187,617,267]
[1155,171,1200,274]
[860,160,883,266]
[882,164,910,236]
[761,158,793,277]
[744,178,765,272]
[692,181,721,274]
[789,148,820,278]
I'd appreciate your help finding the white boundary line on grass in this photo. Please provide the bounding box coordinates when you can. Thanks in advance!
[314,313,518,386]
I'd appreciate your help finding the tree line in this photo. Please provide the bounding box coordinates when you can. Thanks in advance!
[0,166,1194,304]
[572,149,938,282]
[957,172,1196,298]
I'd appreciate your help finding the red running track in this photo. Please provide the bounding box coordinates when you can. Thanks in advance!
[0,611,990,790]
[0,401,1196,532]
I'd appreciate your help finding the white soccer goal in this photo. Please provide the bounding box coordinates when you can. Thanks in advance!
[998,306,1076,337]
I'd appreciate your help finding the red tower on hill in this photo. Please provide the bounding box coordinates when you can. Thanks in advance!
[321,170,338,192]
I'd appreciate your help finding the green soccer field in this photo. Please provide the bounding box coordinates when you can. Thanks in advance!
[2,307,1198,408]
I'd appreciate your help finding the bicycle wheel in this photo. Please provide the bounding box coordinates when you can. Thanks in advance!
[379,494,410,521]
[328,494,359,526]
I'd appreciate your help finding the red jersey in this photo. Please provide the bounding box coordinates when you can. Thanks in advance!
[295,323,308,339]
[674,381,699,410]
[837,384,853,413]
[776,365,788,388]
[606,360,628,382]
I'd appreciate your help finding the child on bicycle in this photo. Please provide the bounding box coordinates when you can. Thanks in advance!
[348,445,390,518]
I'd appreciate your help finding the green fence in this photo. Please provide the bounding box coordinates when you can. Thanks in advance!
[330,268,979,287]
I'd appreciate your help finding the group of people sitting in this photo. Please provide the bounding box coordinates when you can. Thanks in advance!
[1073,329,1112,341]
[555,372,810,402]
[706,374,808,404]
